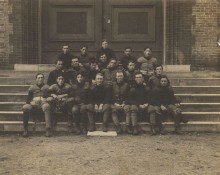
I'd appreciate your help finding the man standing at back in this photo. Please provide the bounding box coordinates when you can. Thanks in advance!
[58,45,74,70]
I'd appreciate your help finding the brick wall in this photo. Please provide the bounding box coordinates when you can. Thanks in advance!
[167,0,220,70]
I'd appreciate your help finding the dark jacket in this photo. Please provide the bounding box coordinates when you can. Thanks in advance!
[119,55,137,70]
[49,83,71,96]
[88,84,112,104]
[96,48,116,61]
[84,68,100,83]
[47,69,67,86]
[148,86,177,106]
[69,81,90,104]
[66,66,85,84]
[128,83,150,105]
[112,81,130,104]
[58,52,74,70]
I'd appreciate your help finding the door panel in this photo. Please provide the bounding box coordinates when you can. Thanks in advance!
[42,0,102,63]
[41,0,163,63]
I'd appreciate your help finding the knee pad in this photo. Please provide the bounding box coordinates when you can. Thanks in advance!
[42,103,51,112]
[22,104,32,112]
[72,106,79,114]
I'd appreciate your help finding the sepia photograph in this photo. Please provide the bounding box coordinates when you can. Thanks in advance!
[0,0,220,174]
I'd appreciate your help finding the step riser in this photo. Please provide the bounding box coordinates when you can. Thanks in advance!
[170,79,220,86]
[178,96,220,103]
[0,123,219,132]
[0,95,26,102]
[182,105,220,112]
[174,87,220,94]
[0,113,220,122]
[0,86,29,93]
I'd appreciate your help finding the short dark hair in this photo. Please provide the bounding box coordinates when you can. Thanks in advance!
[153,64,163,70]
[134,71,143,77]
[144,47,152,51]
[81,45,88,50]
[159,75,170,86]
[35,73,44,79]
[102,39,108,43]
[96,73,104,78]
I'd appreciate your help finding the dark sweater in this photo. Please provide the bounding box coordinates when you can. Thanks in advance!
[128,83,150,105]
[58,52,74,70]
[112,81,130,104]
[88,84,112,104]
[119,55,137,70]
[47,69,67,86]
[96,48,116,61]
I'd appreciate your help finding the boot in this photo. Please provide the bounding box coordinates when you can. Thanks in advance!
[75,124,82,135]
[45,128,52,137]
[102,123,108,132]
[23,127,28,137]
[115,125,122,134]
[88,123,96,132]
[125,124,133,134]
[68,124,74,133]
[180,117,188,124]
[159,124,167,135]
[82,124,88,135]
[174,125,183,135]
[132,125,139,135]
[150,125,157,136]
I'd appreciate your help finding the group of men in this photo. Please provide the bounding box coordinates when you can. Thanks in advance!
[22,40,186,137]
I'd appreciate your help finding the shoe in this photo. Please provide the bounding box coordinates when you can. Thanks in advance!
[125,125,133,134]
[150,125,157,136]
[45,128,52,137]
[174,126,183,135]
[75,127,82,135]
[181,117,188,124]
[88,123,96,132]
[132,125,139,135]
[159,125,167,135]
[102,123,108,132]
[116,125,122,134]
[22,129,28,137]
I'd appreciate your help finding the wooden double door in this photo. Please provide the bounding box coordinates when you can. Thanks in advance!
[42,0,163,63]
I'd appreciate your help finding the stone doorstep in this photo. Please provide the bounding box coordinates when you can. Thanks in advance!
[0,122,220,132]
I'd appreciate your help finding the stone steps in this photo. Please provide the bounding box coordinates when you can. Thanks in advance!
[0,111,220,122]
[0,121,219,133]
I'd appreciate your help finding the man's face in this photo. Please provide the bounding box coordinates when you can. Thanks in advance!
[127,62,135,71]
[116,72,124,83]
[155,66,163,76]
[80,47,87,55]
[57,76,65,86]
[36,74,44,85]
[160,78,168,87]
[90,63,97,70]
[71,58,79,67]
[77,74,84,83]
[95,75,104,86]
[99,54,107,63]
[144,48,152,57]
[124,49,132,56]
[56,61,63,70]
[135,74,144,84]
[108,60,117,69]
[102,41,108,49]
[62,46,69,54]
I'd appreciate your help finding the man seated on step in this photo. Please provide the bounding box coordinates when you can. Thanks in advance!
[87,73,112,132]
[68,73,90,135]
[137,47,158,82]
[47,74,72,127]
[148,75,183,135]
[58,45,74,71]
[125,72,150,135]
[125,61,139,86]
[47,59,67,86]
[148,64,170,90]
[101,58,118,85]
[148,64,188,124]
[22,73,52,137]
[111,70,130,134]
[66,56,85,85]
